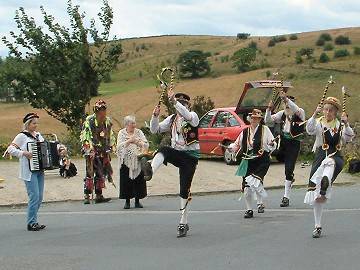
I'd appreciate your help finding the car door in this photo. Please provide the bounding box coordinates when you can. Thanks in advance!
[198,110,217,154]
[204,111,230,155]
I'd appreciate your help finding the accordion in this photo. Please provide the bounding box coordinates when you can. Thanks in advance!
[27,141,60,172]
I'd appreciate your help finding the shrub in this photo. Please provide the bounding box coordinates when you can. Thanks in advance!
[273,36,287,42]
[248,41,257,50]
[353,47,360,55]
[289,34,298,40]
[334,49,350,58]
[295,54,303,64]
[316,38,325,46]
[265,70,271,78]
[334,35,351,45]
[298,47,314,59]
[268,39,276,47]
[319,52,330,63]
[287,73,296,79]
[323,43,334,51]
[319,33,332,41]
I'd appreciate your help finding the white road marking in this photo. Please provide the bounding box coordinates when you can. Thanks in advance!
[0,208,359,216]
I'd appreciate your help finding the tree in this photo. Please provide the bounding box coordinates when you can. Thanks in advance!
[236,33,250,40]
[191,95,215,118]
[323,43,334,51]
[298,48,314,59]
[268,39,276,47]
[2,0,122,133]
[176,50,211,78]
[316,38,325,46]
[289,34,298,40]
[231,47,256,73]
[334,49,350,58]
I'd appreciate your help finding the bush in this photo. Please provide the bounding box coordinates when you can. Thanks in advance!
[289,34,298,40]
[298,47,314,59]
[295,54,303,64]
[268,39,276,47]
[319,33,332,41]
[265,70,271,78]
[248,41,257,50]
[273,36,287,42]
[319,52,330,63]
[335,35,351,45]
[334,49,350,58]
[323,43,334,51]
[353,47,360,55]
[316,38,325,46]
[138,71,143,78]
[287,73,296,79]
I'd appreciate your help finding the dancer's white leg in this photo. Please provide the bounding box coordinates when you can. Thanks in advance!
[313,202,324,228]
[284,180,292,199]
[244,187,253,210]
[179,198,189,224]
[151,153,164,174]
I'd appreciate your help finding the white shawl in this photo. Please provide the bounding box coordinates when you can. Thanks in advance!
[116,128,149,179]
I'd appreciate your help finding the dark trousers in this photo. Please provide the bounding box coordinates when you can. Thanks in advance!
[119,164,147,200]
[157,146,198,199]
[242,152,270,189]
[84,154,113,195]
[280,137,300,181]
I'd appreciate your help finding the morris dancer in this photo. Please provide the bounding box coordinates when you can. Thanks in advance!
[265,90,305,207]
[141,91,199,238]
[304,97,354,238]
[230,109,276,218]
[80,100,116,204]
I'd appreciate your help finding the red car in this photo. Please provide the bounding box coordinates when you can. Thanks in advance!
[198,80,292,164]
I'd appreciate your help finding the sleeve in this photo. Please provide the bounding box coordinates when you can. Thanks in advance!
[150,115,173,134]
[264,126,277,152]
[306,116,321,136]
[80,118,93,146]
[109,122,116,149]
[174,101,199,127]
[7,133,25,158]
[287,99,305,121]
[265,110,283,125]
[139,130,149,150]
[342,124,355,143]
[229,132,243,152]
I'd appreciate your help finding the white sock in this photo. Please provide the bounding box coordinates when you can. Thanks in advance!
[179,198,189,224]
[244,187,253,211]
[151,153,164,174]
[284,180,292,199]
[256,192,263,205]
[313,202,324,228]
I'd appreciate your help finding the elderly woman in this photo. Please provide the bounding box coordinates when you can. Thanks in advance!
[117,115,149,209]
[4,113,46,231]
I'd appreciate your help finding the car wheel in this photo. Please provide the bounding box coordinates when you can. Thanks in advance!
[223,142,236,165]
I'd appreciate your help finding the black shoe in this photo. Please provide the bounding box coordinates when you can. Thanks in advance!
[84,197,91,204]
[95,196,111,204]
[135,201,143,208]
[320,176,329,196]
[257,204,265,213]
[124,201,130,209]
[140,157,153,181]
[27,223,41,231]
[177,223,189,238]
[35,223,46,230]
[312,227,322,238]
[280,197,290,207]
[244,210,254,219]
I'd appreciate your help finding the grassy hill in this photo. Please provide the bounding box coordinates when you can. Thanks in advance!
[1,27,360,143]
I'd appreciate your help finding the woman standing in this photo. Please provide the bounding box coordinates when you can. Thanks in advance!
[5,113,46,231]
[304,97,354,238]
[117,115,149,209]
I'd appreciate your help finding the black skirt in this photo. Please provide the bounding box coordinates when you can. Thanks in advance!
[119,164,147,199]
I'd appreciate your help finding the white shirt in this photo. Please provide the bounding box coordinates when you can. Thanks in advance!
[150,101,200,151]
[265,98,305,133]
[229,124,276,153]
[306,116,354,152]
[7,131,44,181]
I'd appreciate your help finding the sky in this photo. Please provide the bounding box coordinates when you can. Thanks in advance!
[0,0,359,56]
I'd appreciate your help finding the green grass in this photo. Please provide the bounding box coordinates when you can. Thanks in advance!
[99,77,155,96]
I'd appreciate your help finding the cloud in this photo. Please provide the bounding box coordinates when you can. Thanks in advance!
[0,0,359,56]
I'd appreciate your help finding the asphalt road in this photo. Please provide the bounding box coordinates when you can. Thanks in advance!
[0,184,359,270]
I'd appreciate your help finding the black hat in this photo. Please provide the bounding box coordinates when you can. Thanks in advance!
[23,112,39,123]
[175,93,190,102]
